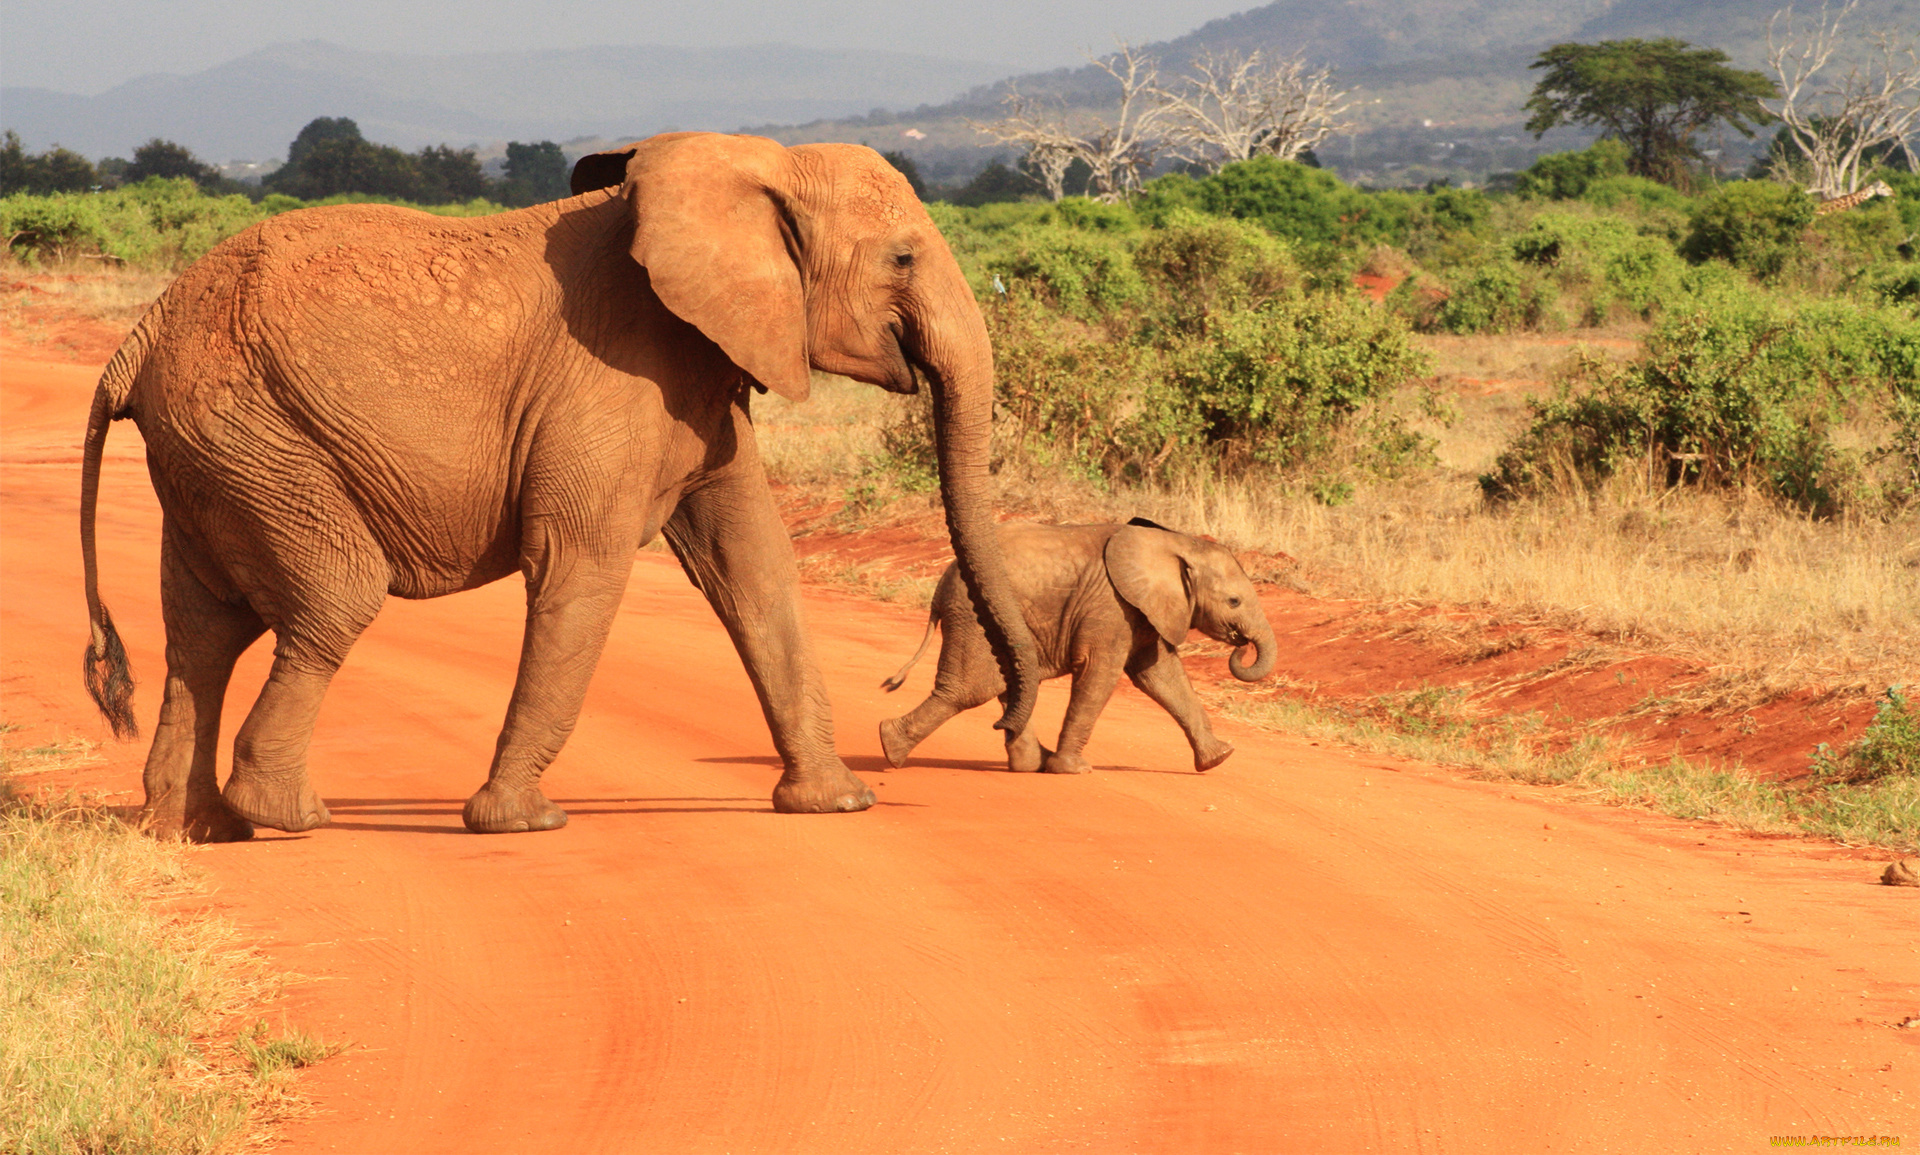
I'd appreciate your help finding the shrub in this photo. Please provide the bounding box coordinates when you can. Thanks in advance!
[1,178,270,266]
[1188,156,1392,248]
[1680,180,1816,278]
[1428,260,1561,334]
[1510,211,1687,323]
[980,224,1145,317]
[1814,687,1919,783]
[1514,140,1631,200]
[1481,289,1920,513]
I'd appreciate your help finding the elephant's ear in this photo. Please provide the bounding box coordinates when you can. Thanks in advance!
[569,146,636,196]
[1105,525,1193,648]
[584,134,810,402]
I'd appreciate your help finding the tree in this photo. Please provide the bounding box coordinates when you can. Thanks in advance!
[1156,49,1353,173]
[1524,39,1778,187]
[263,118,487,204]
[0,131,98,194]
[412,144,487,202]
[124,138,221,187]
[1767,1,1920,197]
[975,43,1170,203]
[286,117,365,167]
[502,140,569,203]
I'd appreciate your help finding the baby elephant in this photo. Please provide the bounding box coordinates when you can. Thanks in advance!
[879,519,1276,775]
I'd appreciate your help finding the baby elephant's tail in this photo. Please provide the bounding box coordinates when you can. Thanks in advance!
[880,609,940,692]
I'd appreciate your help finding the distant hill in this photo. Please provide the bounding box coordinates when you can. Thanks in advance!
[757,0,1919,187]
[0,40,1008,163]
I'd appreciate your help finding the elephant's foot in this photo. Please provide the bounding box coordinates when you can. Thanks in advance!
[772,765,875,813]
[1005,732,1049,773]
[141,794,255,843]
[463,784,569,834]
[1194,740,1235,772]
[223,771,330,833]
[878,717,916,768]
[1041,751,1092,775]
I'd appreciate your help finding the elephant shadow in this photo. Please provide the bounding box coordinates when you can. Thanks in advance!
[315,794,770,834]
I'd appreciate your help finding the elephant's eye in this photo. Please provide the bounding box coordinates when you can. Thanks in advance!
[893,251,914,268]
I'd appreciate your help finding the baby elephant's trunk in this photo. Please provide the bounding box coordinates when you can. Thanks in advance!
[1227,616,1276,682]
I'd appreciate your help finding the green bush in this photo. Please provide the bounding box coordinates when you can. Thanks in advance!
[1482,289,1920,513]
[0,178,271,266]
[980,224,1146,317]
[1186,156,1395,248]
[1514,140,1631,200]
[1427,261,1561,334]
[1814,687,1920,783]
[1680,180,1816,278]
[0,181,509,268]
[1510,211,1687,323]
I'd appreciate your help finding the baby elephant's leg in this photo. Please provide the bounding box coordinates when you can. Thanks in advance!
[1044,657,1124,775]
[1127,644,1233,771]
[880,602,1003,767]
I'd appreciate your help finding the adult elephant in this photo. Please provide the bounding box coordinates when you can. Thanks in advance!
[79,132,1039,841]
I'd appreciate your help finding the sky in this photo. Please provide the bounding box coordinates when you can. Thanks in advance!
[4,0,1258,94]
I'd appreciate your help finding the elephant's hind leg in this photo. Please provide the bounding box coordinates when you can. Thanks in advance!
[221,528,388,833]
[141,525,265,842]
[880,614,1005,769]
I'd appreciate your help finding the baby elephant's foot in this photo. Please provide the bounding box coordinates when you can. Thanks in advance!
[463,784,568,833]
[1041,751,1092,775]
[878,717,915,768]
[772,765,876,814]
[223,771,330,833]
[1005,733,1050,773]
[1195,740,1235,772]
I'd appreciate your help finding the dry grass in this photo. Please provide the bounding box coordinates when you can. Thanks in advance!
[0,258,171,325]
[0,727,336,1155]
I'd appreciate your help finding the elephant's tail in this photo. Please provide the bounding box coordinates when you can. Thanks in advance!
[880,608,940,693]
[80,305,159,740]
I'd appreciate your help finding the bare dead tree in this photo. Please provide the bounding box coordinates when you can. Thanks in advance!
[972,43,1170,203]
[1768,1,1920,198]
[1076,44,1171,201]
[971,91,1081,200]
[1157,49,1354,173]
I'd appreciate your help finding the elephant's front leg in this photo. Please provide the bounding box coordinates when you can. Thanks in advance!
[1044,657,1124,775]
[664,475,874,814]
[1127,643,1234,771]
[463,542,636,834]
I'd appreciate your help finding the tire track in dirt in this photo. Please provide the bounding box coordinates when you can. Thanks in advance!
[4,346,1916,1153]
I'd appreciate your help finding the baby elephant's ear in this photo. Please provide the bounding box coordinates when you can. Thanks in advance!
[1105,525,1192,647]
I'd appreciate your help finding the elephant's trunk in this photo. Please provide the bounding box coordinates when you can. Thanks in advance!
[1227,614,1276,682]
[914,278,1040,736]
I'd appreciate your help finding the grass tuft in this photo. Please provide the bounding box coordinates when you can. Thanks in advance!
[0,731,332,1154]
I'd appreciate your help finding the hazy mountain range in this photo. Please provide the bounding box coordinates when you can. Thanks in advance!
[1,40,1008,162]
[4,0,1915,180]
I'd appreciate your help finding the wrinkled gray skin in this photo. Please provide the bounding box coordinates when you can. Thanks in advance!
[878,520,1277,775]
[77,132,1040,841]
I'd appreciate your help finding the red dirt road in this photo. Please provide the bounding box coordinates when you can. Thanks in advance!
[4,347,1916,1153]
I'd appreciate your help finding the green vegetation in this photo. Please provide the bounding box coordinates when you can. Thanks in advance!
[1523,39,1779,188]
[1,118,576,209]
[1,734,334,1154]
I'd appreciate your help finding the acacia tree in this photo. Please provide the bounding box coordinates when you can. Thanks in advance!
[1524,38,1778,187]
[1767,1,1920,197]
[1157,49,1353,173]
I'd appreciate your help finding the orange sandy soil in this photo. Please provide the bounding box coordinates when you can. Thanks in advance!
[3,309,1915,1152]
